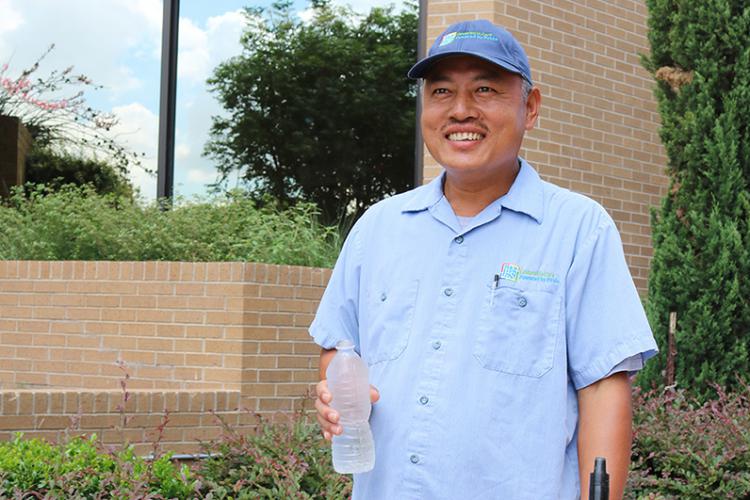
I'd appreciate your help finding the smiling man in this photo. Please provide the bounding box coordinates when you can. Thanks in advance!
[310,20,657,500]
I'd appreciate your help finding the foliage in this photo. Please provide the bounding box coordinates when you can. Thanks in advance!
[626,382,750,499]
[0,434,196,498]
[25,146,135,198]
[0,44,143,172]
[195,412,351,499]
[1,385,749,498]
[0,184,341,267]
[639,0,750,399]
[206,0,418,222]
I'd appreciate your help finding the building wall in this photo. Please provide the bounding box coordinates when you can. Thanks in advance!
[0,115,31,198]
[0,261,329,453]
[422,0,668,292]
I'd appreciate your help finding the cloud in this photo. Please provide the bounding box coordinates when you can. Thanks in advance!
[187,168,217,184]
[0,0,23,34]
[110,102,158,198]
[178,10,245,84]
[0,0,161,101]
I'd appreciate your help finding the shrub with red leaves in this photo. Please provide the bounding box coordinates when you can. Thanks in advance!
[627,381,750,499]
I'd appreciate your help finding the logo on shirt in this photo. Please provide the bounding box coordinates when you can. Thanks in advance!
[499,263,559,284]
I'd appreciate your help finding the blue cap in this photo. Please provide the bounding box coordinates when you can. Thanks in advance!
[408,20,532,84]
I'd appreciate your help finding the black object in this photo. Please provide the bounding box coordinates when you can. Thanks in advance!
[589,457,609,500]
[157,0,180,202]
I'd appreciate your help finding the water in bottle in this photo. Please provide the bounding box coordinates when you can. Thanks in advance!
[326,340,375,473]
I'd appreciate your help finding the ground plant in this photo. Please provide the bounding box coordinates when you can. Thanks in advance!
[0,184,341,267]
[0,384,746,498]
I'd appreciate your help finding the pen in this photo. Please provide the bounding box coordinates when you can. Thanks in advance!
[490,274,499,307]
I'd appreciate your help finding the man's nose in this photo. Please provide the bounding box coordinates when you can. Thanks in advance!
[450,91,478,120]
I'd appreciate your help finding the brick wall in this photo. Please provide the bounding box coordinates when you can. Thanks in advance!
[0,261,329,452]
[423,0,668,292]
[0,390,247,455]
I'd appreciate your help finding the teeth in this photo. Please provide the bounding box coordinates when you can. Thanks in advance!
[448,132,483,141]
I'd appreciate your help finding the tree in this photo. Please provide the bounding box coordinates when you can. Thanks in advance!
[1,45,145,195]
[205,0,418,222]
[638,0,750,399]
[25,147,133,199]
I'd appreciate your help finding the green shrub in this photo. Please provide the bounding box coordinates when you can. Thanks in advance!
[626,381,750,499]
[196,412,351,499]
[0,184,342,267]
[0,434,196,498]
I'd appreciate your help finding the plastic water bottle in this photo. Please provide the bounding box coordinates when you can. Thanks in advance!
[326,340,375,473]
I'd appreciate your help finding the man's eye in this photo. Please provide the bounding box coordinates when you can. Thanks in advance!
[433,88,449,95]
[477,86,494,93]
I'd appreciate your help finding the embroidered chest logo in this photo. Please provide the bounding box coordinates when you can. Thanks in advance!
[499,263,559,284]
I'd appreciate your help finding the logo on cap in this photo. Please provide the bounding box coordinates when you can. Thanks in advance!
[440,31,500,47]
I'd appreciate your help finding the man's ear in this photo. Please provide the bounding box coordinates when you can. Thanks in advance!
[524,87,541,131]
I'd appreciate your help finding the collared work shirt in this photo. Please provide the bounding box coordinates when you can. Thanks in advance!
[310,159,657,499]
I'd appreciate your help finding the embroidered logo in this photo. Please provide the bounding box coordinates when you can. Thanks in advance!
[499,263,521,282]
[499,263,559,284]
[439,31,499,47]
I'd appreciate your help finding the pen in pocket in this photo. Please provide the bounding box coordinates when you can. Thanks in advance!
[490,274,499,307]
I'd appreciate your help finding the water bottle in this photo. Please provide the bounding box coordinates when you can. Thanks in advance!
[326,340,375,473]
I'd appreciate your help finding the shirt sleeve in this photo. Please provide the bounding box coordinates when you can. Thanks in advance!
[565,213,658,390]
[308,220,364,351]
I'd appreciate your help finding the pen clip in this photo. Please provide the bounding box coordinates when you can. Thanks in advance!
[490,274,499,307]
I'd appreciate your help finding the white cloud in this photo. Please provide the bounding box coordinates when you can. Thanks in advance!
[0,0,23,34]
[0,0,162,96]
[175,143,190,160]
[177,10,245,84]
[187,168,217,184]
[110,102,158,198]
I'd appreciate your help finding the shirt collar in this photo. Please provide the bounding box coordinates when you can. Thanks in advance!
[401,158,545,224]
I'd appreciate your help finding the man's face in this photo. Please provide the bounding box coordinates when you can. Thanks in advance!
[420,55,539,178]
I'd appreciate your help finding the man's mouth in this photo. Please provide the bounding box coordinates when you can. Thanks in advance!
[447,132,484,141]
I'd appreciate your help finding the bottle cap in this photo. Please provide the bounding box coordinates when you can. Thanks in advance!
[335,340,355,350]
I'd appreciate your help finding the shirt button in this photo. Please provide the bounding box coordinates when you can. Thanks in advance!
[380,293,387,302]
[518,296,528,307]
[419,395,429,405]
[454,235,464,244]
[432,340,441,350]
[444,288,454,297]
[410,454,420,464]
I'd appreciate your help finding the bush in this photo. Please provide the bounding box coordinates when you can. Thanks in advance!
[2,386,747,498]
[196,412,351,499]
[627,381,750,499]
[0,434,196,498]
[25,146,135,199]
[0,184,342,267]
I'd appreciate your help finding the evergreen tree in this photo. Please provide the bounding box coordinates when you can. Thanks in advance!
[639,0,750,399]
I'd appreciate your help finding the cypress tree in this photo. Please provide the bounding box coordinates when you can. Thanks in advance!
[639,0,750,399]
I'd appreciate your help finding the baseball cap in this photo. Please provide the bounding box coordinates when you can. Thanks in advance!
[407,19,532,84]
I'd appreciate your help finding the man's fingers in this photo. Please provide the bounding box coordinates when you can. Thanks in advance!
[316,380,332,403]
[370,385,380,403]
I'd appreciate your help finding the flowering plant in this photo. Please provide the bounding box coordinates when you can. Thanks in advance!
[0,44,144,173]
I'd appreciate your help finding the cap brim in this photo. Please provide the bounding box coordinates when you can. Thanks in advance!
[407,50,531,83]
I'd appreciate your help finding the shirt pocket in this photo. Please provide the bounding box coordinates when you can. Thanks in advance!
[473,281,561,377]
[362,279,419,366]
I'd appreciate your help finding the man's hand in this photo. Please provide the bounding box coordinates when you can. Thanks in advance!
[316,347,380,440]
[315,379,380,440]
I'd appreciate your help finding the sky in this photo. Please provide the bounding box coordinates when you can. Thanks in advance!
[0,0,403,200]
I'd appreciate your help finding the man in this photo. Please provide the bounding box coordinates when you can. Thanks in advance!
[310,19,657,499]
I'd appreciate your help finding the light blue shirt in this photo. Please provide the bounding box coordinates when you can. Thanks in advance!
[310,159,657,499]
